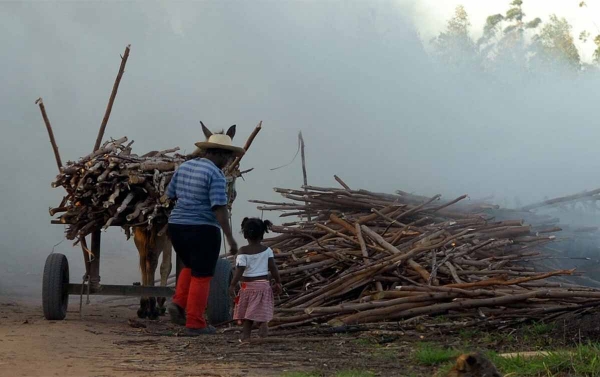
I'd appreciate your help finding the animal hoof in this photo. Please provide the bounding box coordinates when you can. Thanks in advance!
[159,307,167,316]
[137,309,147,319]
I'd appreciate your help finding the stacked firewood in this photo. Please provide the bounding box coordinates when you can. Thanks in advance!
[50,136,243,241]
[250,182,600,329]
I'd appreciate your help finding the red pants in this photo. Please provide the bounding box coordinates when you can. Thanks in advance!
[173,267,212,329]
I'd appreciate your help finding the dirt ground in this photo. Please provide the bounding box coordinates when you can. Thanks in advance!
[3,294,599,377]
[0,296,414,377]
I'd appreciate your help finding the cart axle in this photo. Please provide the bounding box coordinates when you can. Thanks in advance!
[67,284,174,297]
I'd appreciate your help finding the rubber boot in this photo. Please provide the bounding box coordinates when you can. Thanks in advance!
[168,267,191,326]
[173,267,192,308]
[186,276,212,329]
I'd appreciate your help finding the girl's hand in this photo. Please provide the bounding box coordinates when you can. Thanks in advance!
[229,285,236,298]
[273,283,282,295]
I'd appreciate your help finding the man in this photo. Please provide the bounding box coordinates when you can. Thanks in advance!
[166,124,244,336]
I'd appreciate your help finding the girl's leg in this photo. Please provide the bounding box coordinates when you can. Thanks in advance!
[258,322,268,338]
[242,320,253,340]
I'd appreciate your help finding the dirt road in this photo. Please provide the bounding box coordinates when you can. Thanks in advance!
[0,297,409,377]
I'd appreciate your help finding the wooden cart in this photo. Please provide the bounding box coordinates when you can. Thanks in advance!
[36,45,252,326]
[41,228,234,324]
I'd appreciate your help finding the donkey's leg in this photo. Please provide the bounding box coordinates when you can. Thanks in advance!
[146,251,161,320]
[157,241,173,315]
[136,247,149,319]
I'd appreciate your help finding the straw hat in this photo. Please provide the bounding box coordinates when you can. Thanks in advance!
[195,123,245,157]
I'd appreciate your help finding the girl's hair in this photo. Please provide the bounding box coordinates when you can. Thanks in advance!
[241,217,273,241]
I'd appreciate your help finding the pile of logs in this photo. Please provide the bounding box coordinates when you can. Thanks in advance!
[50,128,258,242]
[251,180,600,329]
[50,137,184,240]
[38,44,263,246]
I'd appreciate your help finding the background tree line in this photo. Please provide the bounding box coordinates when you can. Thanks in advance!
[431,0,600,76]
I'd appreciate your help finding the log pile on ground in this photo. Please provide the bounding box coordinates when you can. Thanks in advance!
[251,181,600,330]
[50,133,254,242]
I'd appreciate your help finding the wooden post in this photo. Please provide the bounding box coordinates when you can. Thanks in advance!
[89,230,102,289]
[299,131,310,221]
[35,98,63,172]
[93,44,131,151]
[224,121,263,175]
[87,44,131,287]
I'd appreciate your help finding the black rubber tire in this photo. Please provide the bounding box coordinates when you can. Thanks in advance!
[206,258,233,324]
[42,253,69,320]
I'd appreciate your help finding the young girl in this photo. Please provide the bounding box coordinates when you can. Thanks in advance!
[229,217,282,340]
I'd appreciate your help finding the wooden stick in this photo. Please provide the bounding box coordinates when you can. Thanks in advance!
[329,214,357,235]
[445,269,576,289]
[93,44,131,152]
[35,98,63,171]
[356,223,369,262]
[334,175,351,191]
[224,120,262,174]
[298,131,310,221]
[520,188,600,211]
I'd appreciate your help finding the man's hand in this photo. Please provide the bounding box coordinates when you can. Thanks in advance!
[213,206,238,254]
[272,282,282,296]
[228,237,238,255]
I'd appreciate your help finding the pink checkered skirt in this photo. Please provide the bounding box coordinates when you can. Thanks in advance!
[233,281,274,323]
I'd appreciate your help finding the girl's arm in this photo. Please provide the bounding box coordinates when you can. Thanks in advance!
[230,250,247,297]
[229,266,245,297]
[268,257,282,295]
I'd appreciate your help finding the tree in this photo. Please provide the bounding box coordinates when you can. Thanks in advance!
[531,15,581,71]
[578,1,600,64]
[477,0,542,73]
[431,5,480,71]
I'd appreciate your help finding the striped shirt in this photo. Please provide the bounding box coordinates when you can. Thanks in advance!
[166,158,228,227]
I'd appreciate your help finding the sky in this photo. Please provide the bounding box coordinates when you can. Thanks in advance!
[0,0,599,298]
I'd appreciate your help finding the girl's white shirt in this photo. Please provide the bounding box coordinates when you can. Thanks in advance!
[235,247,274,277]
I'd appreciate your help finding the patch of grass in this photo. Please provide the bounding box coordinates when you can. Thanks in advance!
[458,328,478,340]
[431,315,450,323]
[335,370,375,377]
[372,347,398,361]
[280,372,319,377]
[492,342,600,376]
[434,343,600,377]
[526,321,555,336]
[414,342,460,366]
[352,338,376,346]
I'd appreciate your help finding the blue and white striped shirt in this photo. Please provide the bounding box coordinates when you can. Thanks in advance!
[166,158,228,227]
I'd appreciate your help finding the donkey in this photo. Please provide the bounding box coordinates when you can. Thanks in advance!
[132,122,237,320]
[133,226,172,320]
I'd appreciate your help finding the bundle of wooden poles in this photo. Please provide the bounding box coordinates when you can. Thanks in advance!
[39,44,263,244]
[250,180,600,329]
[51,137,183,239]
[50,124,261,242]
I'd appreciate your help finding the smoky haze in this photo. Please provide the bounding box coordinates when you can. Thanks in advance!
[1,1,599,298]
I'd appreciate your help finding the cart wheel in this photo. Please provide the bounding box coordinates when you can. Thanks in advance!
[206,258,233,324]
[42,253,69,320]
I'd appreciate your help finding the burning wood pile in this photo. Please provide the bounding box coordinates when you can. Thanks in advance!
[252,181,600,329]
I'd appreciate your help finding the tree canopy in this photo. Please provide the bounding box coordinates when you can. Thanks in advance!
[431,0,598,76]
